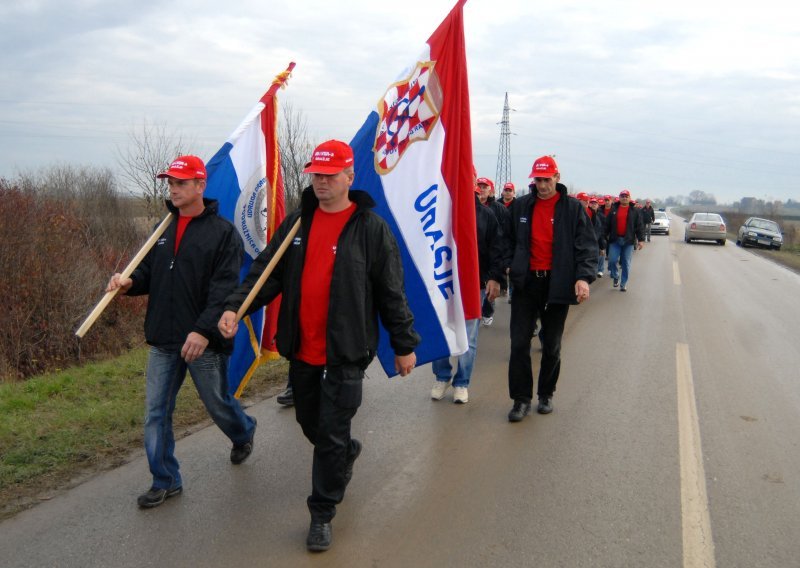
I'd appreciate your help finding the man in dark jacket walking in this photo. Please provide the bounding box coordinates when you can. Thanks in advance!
[603,189,645,291]
[430,184,504,404]
[107,155,257,509]
[218,140,419,552]
[642,199,656,242]
[505,156,598,421]
[476,176,510,325]
[587,196,607,278]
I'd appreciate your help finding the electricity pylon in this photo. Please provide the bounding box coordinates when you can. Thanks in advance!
[495,92,514,195]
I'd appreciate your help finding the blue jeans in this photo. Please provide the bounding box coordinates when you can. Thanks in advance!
[432,318,481,388]
[607,237,634,285]
[144,347,255,490]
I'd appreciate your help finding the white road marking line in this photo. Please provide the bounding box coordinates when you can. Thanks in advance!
[674,260,681,286]
[676,343,716,568]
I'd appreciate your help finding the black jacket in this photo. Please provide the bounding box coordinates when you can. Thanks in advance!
[486,196,512,269]
[642,205,656,224]
[475,195,505,287]
[127,199,242,354]
[224,187,420,369]
[506,183,598,305]
[604,203,645,246]
[587,208,607,251]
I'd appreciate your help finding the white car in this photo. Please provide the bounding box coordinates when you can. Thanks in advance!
[651,211,670,235]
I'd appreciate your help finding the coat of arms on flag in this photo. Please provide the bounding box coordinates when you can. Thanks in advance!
[374,61,442,174]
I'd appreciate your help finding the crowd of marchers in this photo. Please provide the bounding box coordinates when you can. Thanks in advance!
[104,145,658,553]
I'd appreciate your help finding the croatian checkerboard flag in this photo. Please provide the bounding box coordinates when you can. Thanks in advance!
[204,62,294,397]
[350,0,480,375]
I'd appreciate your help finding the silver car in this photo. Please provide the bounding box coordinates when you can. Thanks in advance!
[685,212,726,245]
[651,211,670,235]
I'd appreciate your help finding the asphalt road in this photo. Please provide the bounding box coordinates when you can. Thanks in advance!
[3,221,799,568]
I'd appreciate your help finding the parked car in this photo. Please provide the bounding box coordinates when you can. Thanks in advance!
[684,213,726,245]
[736,217,783,250]
[651,211,670,235]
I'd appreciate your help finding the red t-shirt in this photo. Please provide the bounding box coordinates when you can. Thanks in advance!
[296,203,356,366]
[529,193,558,270]
[174,215,193,254]
[616,205,629,237]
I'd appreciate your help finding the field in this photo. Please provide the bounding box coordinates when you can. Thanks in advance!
[0,348,288,519]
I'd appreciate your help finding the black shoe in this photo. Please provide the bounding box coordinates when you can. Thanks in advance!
[231,417,256,464]
[613,277,619,287]
[276,386,294,406]
[620,284,627,292]
[344,439,362,486]
[508,401,532,422]
[137,486,182,508]
[307,521,332,552]
[537,397,553,414]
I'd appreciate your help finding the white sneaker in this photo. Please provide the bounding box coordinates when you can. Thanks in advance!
[453,386,469,404]
[431,380,451,400]
[481,316,494,326]
[597,271,603,278]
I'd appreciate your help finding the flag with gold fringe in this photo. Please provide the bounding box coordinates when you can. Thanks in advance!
[205,62,294,397]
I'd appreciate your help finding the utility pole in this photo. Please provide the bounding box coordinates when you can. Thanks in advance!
[495,92,513,196]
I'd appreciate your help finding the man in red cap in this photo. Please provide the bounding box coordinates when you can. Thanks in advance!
[431,172,503,404]
[602,189,645,291]
[218,140,419,552]
[504,155,598,421]
[476,176,510,325]
[106,155,257,509]
[587,196,606,276]
[501,181,516,208]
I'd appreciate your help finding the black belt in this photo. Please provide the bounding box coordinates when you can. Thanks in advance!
[530,269,551,278]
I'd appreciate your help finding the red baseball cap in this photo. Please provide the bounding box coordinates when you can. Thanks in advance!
[576,192,589,201]
[619,189,631,197]
[597,197,606,205]
[503,182,515,191]
[476,177,495,190]
[157,155,207,180]
[302,140,354,174]
[529,155,559,179]
[589,197,598,204]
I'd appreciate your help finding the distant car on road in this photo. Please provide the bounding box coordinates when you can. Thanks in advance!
[651,211,670,235]
[685,212,726,245]
[736,217,783,250]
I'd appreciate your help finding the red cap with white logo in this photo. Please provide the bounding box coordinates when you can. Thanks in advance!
[302,140,355,174]
[157,155,207,180]
[529,155,559,179]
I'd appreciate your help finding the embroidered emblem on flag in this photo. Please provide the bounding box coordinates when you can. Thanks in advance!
[373,61,443,175]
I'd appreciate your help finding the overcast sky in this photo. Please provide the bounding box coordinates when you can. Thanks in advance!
[2,0,798,203]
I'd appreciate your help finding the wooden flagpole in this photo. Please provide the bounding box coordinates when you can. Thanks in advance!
[235,217,301,322]
[75,213,174,338]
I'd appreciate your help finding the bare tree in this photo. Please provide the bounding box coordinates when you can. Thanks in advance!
[279,100,315,213]
[115,119,189,219]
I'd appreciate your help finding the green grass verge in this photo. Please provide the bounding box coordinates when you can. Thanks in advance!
[0,347,288,519]
[742,243,800,273]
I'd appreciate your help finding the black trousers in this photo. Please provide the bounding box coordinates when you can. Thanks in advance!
[290,359,363,522]
[508,273,569,402]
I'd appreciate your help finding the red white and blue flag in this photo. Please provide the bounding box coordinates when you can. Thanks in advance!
[205,62,294,397]
[349,1,480,375]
